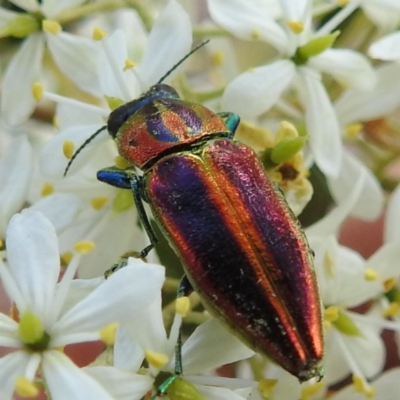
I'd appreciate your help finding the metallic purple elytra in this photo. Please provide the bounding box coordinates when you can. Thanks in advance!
[97,83,324,382]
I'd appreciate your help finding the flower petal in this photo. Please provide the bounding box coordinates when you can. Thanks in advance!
[0,137,33,236]
[365,241,400,286]
[6,211,60,323]
[369,31,400,61]
[46,31,103,97]
[114,327,145,372]
[195,384,251,400]
[222,60,295,118]
[296,66,342,177]
[39,124,108,178]
[327,150,383,221]
[84,366,153,400]
[54,260,165,336]
[0,312,20,347]
[41,0,87,18]
[207,0,287,51]
[0,33,44,126]
[0,351,31,398]
[306,171,365,238]
[331,367,400,400]
[335,63,400,126]
[98,30,140,100]
[310,49,376,91]
[385,183,400,243]
[139,0,192,87]
[181,318,254,375]
[363,4,400,32]
[30,193,83,234]
[123,292,168,354]
[42,350,114,400]
[73,207,149,279]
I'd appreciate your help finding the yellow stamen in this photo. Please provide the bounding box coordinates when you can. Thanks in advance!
[41,182,54,197]
[53,116,59,129]
[345,123,363,138]
[15,377,39,398]
[145,350,169,368]
[323,320,332,332]
[383,302,400,318]
[276,121,299,140]
[323,251,335,278]
[352,375,376,398]
[60,252,73,266]
[338,0,349,6]
[92,27,108,40]
[383,277,396,292]
[74,241,96,254]
[115,155,131,169]
[123,59,137,71]
[105,96,124,110]
[32,82,43,101]
[300,382,324,400]
[251,29,260,40]
[258,379,277,398]
[287,20,304,34]
[211,50,224,66]
[324,306,339,322]
[91,197,109,210]
[42,19,61,34]
[176,297,190,317]
[63,141,74,159]
[100,322,119,346]
[364,268,378,281]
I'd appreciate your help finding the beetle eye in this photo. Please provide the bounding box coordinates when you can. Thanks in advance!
[107,84,180,138]
[108,105,132,138]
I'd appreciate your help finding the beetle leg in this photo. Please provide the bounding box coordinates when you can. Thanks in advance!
[150,276,193,399]
[174,275,193,375]
[131,175,159,258]
[218,112,240,136]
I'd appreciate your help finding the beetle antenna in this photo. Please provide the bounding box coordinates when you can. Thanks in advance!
[157,40,210,84]
[64,125,107,176]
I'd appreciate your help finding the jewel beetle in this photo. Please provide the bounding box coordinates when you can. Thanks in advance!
[66,44,324,384]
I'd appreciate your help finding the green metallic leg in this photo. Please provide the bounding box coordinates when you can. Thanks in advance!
[175,275,193,375]
[150,276,194,399]
[218,112,240,137]
[104,175,158,279]
[131,175,159,258]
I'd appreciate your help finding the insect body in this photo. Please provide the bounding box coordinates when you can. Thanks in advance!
[97,83,324,382]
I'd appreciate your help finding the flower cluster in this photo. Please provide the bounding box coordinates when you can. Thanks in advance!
[1,0,400,399]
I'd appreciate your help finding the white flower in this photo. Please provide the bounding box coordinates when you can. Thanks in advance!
[0,210,165,399]
[207,0,376,177]
[306,174,400,390]
[0,136,33,237]
[370,30,400,61]
[330,367,400,400]
[331,63,400,220]
[0,0,103,126]
[40,0,192,177]
[107,293,255,399]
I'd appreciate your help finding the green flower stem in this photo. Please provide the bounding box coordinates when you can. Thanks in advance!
[183,311,209,325]
[163,277,180,293]
[55,0,153,31]
[193,26,229,38]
